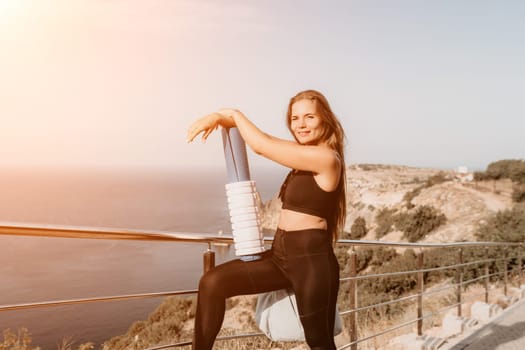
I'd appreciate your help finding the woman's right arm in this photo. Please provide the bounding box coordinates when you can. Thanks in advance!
[187,109,339,177]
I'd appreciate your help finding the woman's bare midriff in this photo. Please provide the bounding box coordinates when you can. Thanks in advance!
[277,209,327,231]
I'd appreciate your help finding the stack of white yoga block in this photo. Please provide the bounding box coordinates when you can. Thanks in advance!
[221,127,265,258]
[226,180,265,256]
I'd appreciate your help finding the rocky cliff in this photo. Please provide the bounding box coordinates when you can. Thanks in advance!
[261,164,514,242]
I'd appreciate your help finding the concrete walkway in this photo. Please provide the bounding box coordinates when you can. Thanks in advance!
[446,299,525,350]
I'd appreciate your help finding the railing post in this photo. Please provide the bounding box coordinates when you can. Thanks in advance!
[349,246,358,350]
[484,247,490,304]
[504,247,509,296]
[203,243,215,274]
[456,248,463,317]
[417,250,424,337]
[518,243,523,288]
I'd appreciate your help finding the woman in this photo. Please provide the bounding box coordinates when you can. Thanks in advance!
[186,90,346,350]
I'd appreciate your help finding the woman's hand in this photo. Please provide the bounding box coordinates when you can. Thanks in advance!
[186,113,218,143]
[187,110,238,143]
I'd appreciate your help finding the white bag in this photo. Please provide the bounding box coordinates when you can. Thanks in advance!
[255,289,343,342]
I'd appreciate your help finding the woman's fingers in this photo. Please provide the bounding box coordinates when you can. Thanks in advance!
[201,127,212,142]
[187,113,219,143]
[187,121,206,143]
[186,124,201,143]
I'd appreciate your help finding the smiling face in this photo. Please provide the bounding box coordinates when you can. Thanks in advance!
[289,98,325,145]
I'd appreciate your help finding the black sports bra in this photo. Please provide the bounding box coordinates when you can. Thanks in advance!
[278,170,339,222]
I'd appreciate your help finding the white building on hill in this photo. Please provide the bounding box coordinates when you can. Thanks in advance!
[455,166,474,182]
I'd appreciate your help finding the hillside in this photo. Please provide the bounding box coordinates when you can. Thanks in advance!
[261,164,514,243]
[86,164,519,350]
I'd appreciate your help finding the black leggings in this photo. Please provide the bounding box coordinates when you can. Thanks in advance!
[192,228,340,350]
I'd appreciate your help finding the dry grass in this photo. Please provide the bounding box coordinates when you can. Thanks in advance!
[0,329,40,350]
[56,338,93,350]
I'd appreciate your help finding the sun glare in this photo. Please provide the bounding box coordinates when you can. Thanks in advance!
[0,0,28,18]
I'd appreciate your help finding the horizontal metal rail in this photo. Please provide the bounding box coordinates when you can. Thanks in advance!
[1,223,523,350]
[421,283,456,298]
[339,258,512,283]
[432,302,462,317]
[0,290,197,312]
[462,274,493,286]
[1,222,521,248]
[0,222,238,245]
[340,293,419,316]
[144,332,267,350]
[337,238,522,249]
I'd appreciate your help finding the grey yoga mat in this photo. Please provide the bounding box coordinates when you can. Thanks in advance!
[221,128,251,183]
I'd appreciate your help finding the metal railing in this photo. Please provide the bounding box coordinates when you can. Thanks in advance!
[337,240,524,350]
[1,223,523,350]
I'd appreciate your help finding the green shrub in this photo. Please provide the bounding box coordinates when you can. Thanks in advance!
[355,248,374,273]
[416,246,514,287]
[422,248,454,283]
[425,172,449,187]
[370,247,397,267]
[476,206,525,242]
[376,205,447,243]
[375,208,397,239]
[486,160,514,180]
[509,161,525,183]
[357,249,418,311]
[512,183,525,203]
[403,187,421,205]
[349,217,368,239]
[340,247,398,275]
[477,160,525,203]
[395,205,447,242]
[474,171,489,181]
[479,159,525,182]
[336,246,371,276]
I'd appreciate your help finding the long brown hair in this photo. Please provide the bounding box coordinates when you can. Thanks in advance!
[286,90,347,242]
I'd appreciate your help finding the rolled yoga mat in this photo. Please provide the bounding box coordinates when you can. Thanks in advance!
[221,127,251,182]
[221,128,264,259]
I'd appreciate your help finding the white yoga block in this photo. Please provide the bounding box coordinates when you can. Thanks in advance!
[225,181,265,256]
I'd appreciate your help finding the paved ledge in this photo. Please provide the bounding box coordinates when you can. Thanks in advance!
[443,298,525,350]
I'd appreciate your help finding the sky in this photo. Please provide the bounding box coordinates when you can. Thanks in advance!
[1,0,524,172]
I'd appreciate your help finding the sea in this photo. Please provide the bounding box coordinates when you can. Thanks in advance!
[0,167,287,349]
